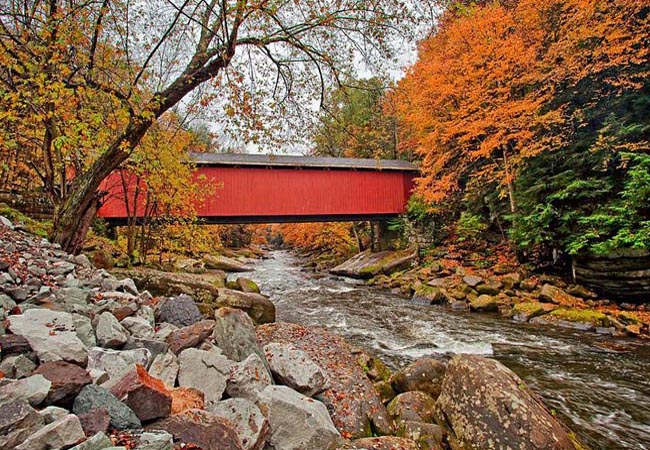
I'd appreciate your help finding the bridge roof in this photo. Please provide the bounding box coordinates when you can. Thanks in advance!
[190,152,418,172]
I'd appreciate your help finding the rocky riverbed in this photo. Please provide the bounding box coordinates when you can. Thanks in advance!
[0,217,589,450]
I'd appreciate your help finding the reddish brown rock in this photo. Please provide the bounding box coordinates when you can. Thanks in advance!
[171,387,205,414]
[146,409,244,450]
[0,334,32,358]
[166,320,215,355]
[77,408,110,436]
[109,365,172,421]
[32,361,92,408]
[111,304,138,321]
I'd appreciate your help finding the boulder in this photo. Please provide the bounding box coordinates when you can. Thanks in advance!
[116,268,222,303]
[390,357,446,399]
[213,308,270,370]
[87,347,152,389]
[539,284,586,308]
[170,387,204,414]
[38,405,69,423]
[146,409,244,450]
[462,275,483,288]
[15,414,85,450]
[373,380,396,404]
[133,431,174,450]
[510,302,556,322]
[95,312,129,348]
[73,384,141,430]
[123,337,168,360]
[0,400,45,450]
[235,277,261,293]
[32,361,92,407]
[148,351,179,388]
[204,254,253,272]
[387,391,436,424]
[226,353,273,401]
[337,437,420,450]
[7,309,88,364]
[166,319,215,354]
[177,347,233,408]
[216,289,275,325]
[330,249,417,279]
[258,385,341,450]
[210,398,270,450]
[110,365,172,421]
[77,408,110,436]
[397,421,444,450]
[0,374,51,406]
[0,354,36,379]
[257,322,392,438]
[436,355,580,450]
[469,294,499,312]
[264,342,328,396]
[155,295,203,328]
[120,316,154,339]
[69,431,113,450]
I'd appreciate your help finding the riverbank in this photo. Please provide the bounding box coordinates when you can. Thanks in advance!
[0,214,602,450]
[325,247,650,340]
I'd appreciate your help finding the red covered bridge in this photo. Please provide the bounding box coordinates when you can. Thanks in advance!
[97,153,418,225]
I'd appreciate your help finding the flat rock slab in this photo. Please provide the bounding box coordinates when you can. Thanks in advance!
[0,374,51,406]
[110,365,172,421]
[210,398,270,450]
[436,355,581,450]
[330,249,417,279]
[264,342,328,396]
[204,254,253,272]
[0,400,45,450]
[257,322,392,438]
[7,309,88,364]
[166,320,215,354]
[69,431,113,450]
[15,414,85,450]
[258,385,341,450]
[146,409,244,450]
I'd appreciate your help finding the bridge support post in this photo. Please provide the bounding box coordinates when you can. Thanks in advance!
[372,220,399,252]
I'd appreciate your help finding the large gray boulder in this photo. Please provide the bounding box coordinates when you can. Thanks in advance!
[263,343,328,396]
[7,309,88,364]
[15,414,85,450]
[216,289,275,325]
[73,384,141,430]
[95,312,129,348]
[257,385,342,450]
[155,295,203,328]
[177,347,233,408]
[204,254,252,272]
[213,307,270,372]
[210,398,270,450]
[330,249,417,279]
[226,353,273,401]
[436,355,582,450]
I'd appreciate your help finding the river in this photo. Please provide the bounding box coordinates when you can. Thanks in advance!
[243,250,650,450]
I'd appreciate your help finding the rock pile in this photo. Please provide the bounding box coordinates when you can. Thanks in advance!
[0,218,338,450]
[0,217,587,450]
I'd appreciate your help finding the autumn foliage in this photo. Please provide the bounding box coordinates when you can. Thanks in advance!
[395,0,650,263]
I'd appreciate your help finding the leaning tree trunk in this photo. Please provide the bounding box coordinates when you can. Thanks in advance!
[51,120,151,254]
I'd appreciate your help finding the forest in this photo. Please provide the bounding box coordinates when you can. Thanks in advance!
[1,0,648,271]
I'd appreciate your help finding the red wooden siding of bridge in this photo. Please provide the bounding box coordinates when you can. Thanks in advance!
[97,153,418,224]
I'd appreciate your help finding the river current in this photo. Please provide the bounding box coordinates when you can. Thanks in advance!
[243,250,650,450]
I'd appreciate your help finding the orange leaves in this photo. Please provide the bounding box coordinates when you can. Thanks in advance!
[278,222,356,257]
